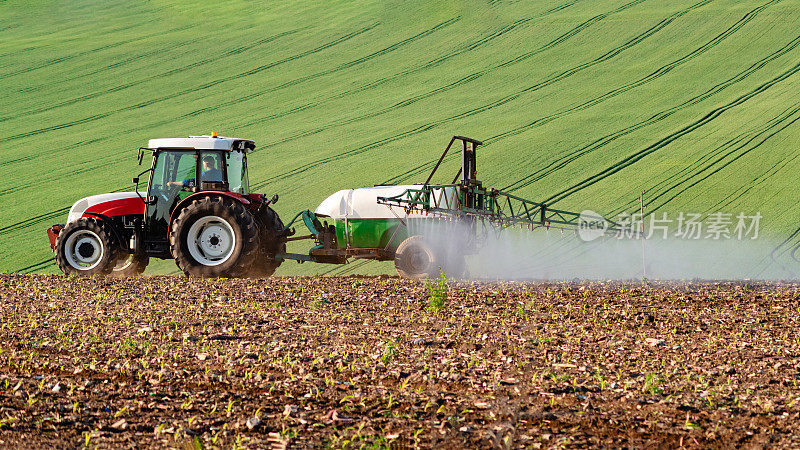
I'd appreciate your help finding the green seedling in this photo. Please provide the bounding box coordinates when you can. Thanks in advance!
[426,272,448,312]
[642,373,664,395]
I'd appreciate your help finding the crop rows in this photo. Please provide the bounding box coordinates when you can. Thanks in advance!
[2,275,800,448]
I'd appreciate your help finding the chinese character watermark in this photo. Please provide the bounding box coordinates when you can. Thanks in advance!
[577,210,762,242]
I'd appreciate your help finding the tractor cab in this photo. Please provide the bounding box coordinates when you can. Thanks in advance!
[134,135,255,256]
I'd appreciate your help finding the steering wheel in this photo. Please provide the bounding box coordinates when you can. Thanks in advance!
[153,183,183,203]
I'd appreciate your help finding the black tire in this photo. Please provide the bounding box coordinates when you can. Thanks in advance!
[394,235,440,279]
[55,218,119,276]
[249,205,285,278]
[111,253,149,277]
[170,196,259,278]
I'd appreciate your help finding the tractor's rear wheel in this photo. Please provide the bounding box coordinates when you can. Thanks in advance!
[249,206,285,278]
[111,253,149,277]
[170,196,259,278]
[55,218,119,276]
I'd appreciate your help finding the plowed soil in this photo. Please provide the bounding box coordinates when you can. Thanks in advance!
[1,274,799,448]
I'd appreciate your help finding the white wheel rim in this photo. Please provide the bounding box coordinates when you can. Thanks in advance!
[64,230,104,270]
[186,215,236,266]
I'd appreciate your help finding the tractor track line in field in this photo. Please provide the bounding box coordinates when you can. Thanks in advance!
[758,226,800,277]
[2,25,372,139]
[0,27,306,123]
[500,31,800,194]
[0,18,459,186]
[540,58,800,207]
[252,0,701,190]
[0,18,186,79]
[0,156,124,196]
[605,98,800,217]
[15,258,56,275]
[0,136,106,167]
[487,0,782,163]
[771,226,800,259]
[0,154,37,167]
[2,16,464,169]
[203,5,558,125]
[17,37,198,95]
[0,184,129,236]
[385,1,785,187]
[708,145,800,213]
[245,0,655,147]
[639,105,800,215]
[178,16,463,119]
[0,208,70,236]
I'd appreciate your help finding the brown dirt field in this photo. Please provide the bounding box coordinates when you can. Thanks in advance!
[1,274,799,448]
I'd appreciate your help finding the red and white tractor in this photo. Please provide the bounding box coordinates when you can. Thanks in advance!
[47,134,284,277]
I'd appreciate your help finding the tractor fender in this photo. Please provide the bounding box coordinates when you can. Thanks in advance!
[168,191,252,230]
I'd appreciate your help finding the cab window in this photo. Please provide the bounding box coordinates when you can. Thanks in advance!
[226,151,249,194]
[198,152,224,186]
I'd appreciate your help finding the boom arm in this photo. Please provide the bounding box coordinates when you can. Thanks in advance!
[376,184,629,236]
[378,136,637,238]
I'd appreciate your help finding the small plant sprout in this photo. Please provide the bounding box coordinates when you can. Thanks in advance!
[643,373,664,395]
[426,271,448,312]
[226,399,238,417]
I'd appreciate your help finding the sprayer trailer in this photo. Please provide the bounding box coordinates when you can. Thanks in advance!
[47,134,625,278]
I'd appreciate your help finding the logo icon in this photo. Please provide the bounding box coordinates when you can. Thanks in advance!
[578,210,607,242]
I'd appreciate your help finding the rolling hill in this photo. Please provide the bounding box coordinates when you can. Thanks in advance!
[3,0,800,277]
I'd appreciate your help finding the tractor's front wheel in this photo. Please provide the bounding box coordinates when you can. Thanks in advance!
[55,218,119,276]
[170,196,259,278]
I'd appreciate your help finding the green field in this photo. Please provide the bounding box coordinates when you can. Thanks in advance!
[3,0,800,276]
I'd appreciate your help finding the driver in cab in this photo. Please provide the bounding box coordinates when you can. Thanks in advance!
[167,156,223,189]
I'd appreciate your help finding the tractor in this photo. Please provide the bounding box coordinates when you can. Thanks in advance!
[47,134,285,278]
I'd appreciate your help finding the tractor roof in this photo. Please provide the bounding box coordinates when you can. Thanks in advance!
[147,135,255,152]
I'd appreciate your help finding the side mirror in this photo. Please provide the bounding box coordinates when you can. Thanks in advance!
[270,194,279,205]
[133,168,152,205]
